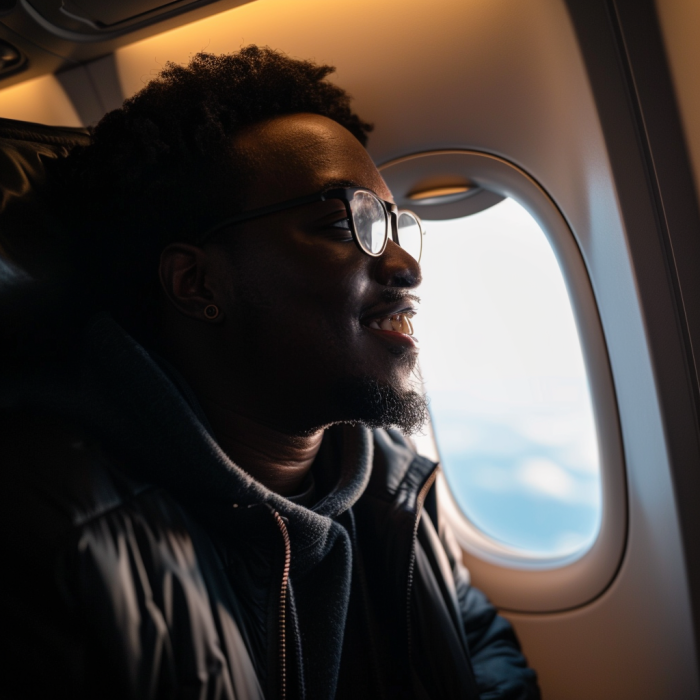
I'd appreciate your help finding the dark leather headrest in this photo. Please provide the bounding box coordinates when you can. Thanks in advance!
[0,118,91,345]
[0,117,90,213]
[0,117,89,274]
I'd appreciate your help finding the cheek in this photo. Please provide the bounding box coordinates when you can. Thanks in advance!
[221,246,370,346]
[212,230,386,385]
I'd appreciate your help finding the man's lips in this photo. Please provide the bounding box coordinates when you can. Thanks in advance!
[364,325,417,347]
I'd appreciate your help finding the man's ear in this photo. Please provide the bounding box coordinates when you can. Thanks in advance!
[159,243,222,321]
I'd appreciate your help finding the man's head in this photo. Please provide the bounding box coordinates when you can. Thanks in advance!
[60,46,428,435]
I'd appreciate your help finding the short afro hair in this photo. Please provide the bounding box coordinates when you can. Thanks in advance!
[55,45,373,337]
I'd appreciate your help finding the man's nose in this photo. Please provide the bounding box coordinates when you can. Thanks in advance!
[373,239,422,288]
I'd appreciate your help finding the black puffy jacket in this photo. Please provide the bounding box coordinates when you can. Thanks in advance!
[1,314,539,700]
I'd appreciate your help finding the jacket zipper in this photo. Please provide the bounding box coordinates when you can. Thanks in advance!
[347,509,386,700]
[272,510,291,700]
[405,467,439,661]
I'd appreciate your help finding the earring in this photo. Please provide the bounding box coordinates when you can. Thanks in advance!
[204,304,219,320]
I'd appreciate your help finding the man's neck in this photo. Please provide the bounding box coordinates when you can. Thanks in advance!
[196,394,324,497]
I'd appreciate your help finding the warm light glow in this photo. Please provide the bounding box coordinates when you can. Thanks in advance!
[0,0,523,149]
[110,0,479,115]
[0,74,81,126]
[408,185,474,204]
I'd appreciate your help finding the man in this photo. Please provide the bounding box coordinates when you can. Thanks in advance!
[1,46,539,699]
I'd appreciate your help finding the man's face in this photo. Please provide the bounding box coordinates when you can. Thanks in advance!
[206,113,426,434]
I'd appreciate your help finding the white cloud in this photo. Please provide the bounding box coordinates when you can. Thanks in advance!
[516,458,600,506]
[517,458,575,499]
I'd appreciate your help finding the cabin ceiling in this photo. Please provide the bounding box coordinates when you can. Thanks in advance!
[0,0,607,264]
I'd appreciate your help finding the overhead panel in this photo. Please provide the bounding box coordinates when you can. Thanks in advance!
[29,0,215,33]
[0,0,255,87]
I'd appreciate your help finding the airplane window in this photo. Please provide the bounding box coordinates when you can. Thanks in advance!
[418,197,601,557]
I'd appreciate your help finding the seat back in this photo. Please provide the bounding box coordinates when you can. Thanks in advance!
[0,117,89,274]
[0,118,89,341]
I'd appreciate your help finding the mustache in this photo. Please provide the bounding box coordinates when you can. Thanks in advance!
[380,289,421,306]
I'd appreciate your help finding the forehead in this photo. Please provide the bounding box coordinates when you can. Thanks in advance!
[231,113,393,207]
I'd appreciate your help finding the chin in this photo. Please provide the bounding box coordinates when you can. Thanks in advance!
[330,375,429,436]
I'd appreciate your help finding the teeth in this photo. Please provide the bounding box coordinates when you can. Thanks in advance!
[367,312,415,335]
[390,315,406,333]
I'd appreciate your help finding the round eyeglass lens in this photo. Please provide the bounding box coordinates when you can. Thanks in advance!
[350,191,387,255]
[397,211,423,262]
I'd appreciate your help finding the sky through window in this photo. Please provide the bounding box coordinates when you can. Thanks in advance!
[415,198,601,556]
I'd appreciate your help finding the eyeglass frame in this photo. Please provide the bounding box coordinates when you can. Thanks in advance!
[197,186,424,262]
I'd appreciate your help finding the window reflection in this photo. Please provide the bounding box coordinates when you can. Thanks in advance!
[417,198,601,556]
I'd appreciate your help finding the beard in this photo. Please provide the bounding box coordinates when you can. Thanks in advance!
[333,376,430,436]
[275,374,430,438]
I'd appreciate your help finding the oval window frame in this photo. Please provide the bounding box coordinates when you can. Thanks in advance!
[380,150,627,613]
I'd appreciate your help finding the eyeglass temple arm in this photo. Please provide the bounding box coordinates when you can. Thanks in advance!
[199,191,326,244]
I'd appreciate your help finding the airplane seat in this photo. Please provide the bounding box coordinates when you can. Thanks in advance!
[0,117,89,273]
[0,117,89,342]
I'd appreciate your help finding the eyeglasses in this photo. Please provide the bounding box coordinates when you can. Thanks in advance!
[198,187,425,263]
